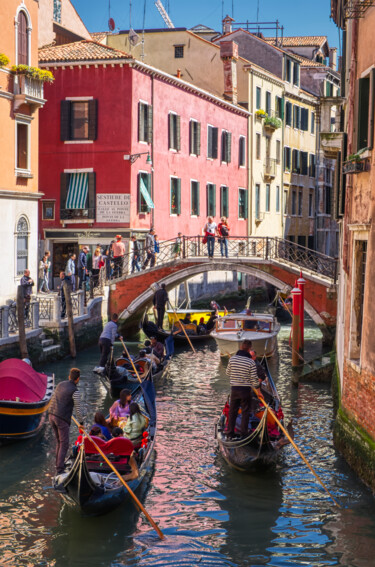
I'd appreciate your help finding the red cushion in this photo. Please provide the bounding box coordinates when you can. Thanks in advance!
[83,436,107,454]
[81,436,134,456]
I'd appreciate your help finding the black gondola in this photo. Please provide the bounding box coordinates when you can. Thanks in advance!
[53,379,157,516]
[142,314,214,344]
[215,360,292,471]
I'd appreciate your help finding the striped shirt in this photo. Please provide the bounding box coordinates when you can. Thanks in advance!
[226,352,259,388]
[72,390,85,423]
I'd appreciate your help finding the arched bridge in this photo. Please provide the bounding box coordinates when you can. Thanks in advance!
[108,236,338,341]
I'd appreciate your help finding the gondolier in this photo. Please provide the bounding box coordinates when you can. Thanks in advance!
[226,340,261,439]
[94,313,122,373]
[49,368,85,474]
[153,283,169,330]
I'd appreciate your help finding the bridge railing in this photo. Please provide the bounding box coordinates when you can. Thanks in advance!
[104,235,337,283]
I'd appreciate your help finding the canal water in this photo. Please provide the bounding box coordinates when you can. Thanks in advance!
[1,314,375,567]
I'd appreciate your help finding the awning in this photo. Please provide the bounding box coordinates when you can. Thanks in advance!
[140,177,154,209]
[66,172,88,209]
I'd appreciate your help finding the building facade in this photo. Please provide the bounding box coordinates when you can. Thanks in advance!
[38,41,249,285]
[0,0,45,303]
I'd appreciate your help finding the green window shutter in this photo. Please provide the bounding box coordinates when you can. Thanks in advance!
[369,69,375,150]
[88,99,98,140]
[138,102,143,142]
[256,87,261,109]
[358,77,370,150]
[60,100,71,141]
[213,184,216,216]
[137,173,141,212]
[280,97,285,120]
[226,132,232,163]
[176,114,181,151]
[177,178,181,214]
[147,104,153,144]
[87,172,96,211]
[168,113,173,149]
[196,122,201,156]
[60,172,69,211]
[197,182,200,215]
[244,189,248,219]
[212,127,218,159]
[189,120,193,154]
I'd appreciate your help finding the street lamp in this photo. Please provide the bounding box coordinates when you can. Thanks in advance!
[123,152,152,165]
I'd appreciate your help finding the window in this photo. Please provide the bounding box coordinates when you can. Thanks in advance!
[265,91,271,115]
[170,177,181,214]
[221,130,232,163]
[285,58,292,82]
[298,235,306,247]
[60,172,96,219]
[324,186,331,215]
[309,191,314,216]
[311,112,315,134]
[138,102,153,143]
[174,45,184,58]
[325,81,334,96]
[285,101,292,126]
[276,186,280,212]
[265,184,270,212]
[238,188,248,219]
[275,96,284,119]
[308,235,314,250]
[207,125,218,159]
[293,62,300,86]
[256,133,261,160]
[350,238,368,358]
[284,189,288,214]
[16,122,29,171]
[17,11,28,65]
[298,191,303,215]
[16,216,29,276]
[53,0,62,23]
[206,183,216,217]
[357,73,375,150]
[191,181,200,216]
[190,120,201,156]
[291,190,297,215]
[61,100,98,142]
[256,87,261,110]
[255,184,260,219]
[169,112,181,151]
[292,149,300,173]
[138,172,151,213]
[239,136,246,167]
[293,105,301,129]
[301,151,308,175]
[301,108,309,131]
[284,146,291,171]
[220,186,229,217]
[309,154,316,177]
[276,140,281,164]
[325,168,332,184]
[42,201,55,220]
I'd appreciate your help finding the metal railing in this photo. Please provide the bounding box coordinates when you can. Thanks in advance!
[16,75,44,100]
[60,208,95,220]
[0,301,39,339]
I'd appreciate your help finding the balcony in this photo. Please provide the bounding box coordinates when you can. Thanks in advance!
[320,96,345,159]
[14,76,46,112]
[60,208,96,223]
[264,157,277,179]
[264,112,282,133]
[342,159,366,175]
[345,0,375,19]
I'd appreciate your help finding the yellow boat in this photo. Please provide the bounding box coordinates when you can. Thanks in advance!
[166,308,226,326]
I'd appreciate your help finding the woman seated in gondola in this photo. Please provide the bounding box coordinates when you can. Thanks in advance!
[108,389,132,427]
[89,425,107,441]
[123,402,148,442]
[92,411,112,440]
[197,317,207,335]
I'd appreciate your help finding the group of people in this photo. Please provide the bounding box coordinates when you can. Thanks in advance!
[203,216,230,258]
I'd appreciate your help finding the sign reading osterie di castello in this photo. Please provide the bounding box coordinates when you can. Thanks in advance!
[96,194,131,223]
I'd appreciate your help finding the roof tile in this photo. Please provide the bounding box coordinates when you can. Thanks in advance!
[39,40,131,64]
[264,36,327,47]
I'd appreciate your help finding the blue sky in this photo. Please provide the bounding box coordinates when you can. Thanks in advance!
[72,0,340,50]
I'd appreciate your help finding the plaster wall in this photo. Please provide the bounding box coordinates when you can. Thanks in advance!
[38,0,91,48]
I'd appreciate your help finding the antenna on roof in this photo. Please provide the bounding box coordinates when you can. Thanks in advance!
[108,0,115,32]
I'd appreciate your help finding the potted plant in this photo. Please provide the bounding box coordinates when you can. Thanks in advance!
[264,115,282,130]
[0,53,10,68]
[11,65,54,83]
[255,109,267,119]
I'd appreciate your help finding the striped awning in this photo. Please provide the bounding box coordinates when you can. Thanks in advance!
[140,177,154,209]
[66,173,88,209]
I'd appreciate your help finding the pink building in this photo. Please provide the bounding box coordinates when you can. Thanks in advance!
[38,40,249,282]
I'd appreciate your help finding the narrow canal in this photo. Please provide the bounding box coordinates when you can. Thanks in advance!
[1,314,375,567]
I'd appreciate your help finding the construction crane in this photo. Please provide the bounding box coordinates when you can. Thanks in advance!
[154,0,175,28]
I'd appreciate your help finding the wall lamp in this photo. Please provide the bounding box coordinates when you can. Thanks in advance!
[123,152,152,165]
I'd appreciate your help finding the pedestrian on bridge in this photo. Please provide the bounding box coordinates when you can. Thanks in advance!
[112,235,126,278]
[131,235,141,273]
[218,217,230,258]
[142,229,156,269]
[203,217,217,259]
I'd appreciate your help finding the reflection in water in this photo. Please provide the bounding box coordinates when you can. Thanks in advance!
[0,316,375,566]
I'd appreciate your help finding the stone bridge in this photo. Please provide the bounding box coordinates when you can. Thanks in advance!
[108,236,338,343]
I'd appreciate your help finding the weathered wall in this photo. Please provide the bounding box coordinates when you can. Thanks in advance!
[38,0,91,48]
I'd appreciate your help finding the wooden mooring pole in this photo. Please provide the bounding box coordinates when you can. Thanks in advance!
[63,282,76,358]
[297,271,306,353]
[17,285,29,359]
[291,283,302,368]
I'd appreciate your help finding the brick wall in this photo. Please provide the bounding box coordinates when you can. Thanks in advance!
[342,360,375,440]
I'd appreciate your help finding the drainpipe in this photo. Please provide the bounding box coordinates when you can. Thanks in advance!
[248,69,253,236]
[151,73,155,228]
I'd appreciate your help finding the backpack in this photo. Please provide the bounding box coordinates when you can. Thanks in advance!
[220,225,229,237]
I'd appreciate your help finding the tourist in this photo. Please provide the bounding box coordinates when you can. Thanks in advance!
[112,235,125,278]
[109,389,132,426]
[182,313,192,324]
[173,232,182,258]
[111,426,124,438]
[197,317,207,335]
[150,336,164,361]
[153,283,169,330]
[92,246,102,287]
[131,235,141,273]
[142,228,156,269]
[225,340,261,439]
[203,216,217,258]
[48,368,85,474]
[44,250,51,292]
[92,411,112,440]
[218,217,230,258]
[154,234,160,264]
[94,313,122,373]
[104,246,113,280]
[20,269,34,319]
[58,271,70,319]
[77,246,89,290]
[89,425,106,440]
[65,253,76,291]
[123,402,148,441]
[38,255,48,293]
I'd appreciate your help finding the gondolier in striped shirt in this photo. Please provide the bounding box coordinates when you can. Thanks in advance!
[226,340,261,439]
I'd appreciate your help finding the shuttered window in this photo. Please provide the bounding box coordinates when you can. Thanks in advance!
[284,147,291,171]
[256,133,261,160]
[239,136,246,167]
[255,184,260,219]
[256,87,261,109]
[301,108,309,131]
[293,62,300,86]
[292,149,300,173]
[293,105,301,129]
[238,188,248,219]
[191,181,200,216]
[221,130,232,163]
[169,112,181,151]
[138,102,153,143]
[138,172,151,213]
[285,59,292,82]
[301,152,308,175]
[207,125,218,159]
[358,77,370,150]
[206,183,216,217]
[309,154,316,177]
[60,172,95,219]
[189,120,201,155]
[276,140,281,164]
[291,190,297,215]
[265,184,270,212]
[61,100,98,141]
[285,101,292,126]
[265,91,271,115]
[275,96,284,119]
[170,177,181,214]
[311,112,315,134]
[18,11,28,65]
[16,123,28,170]
[276,186,280,213]
[220,186,229,218]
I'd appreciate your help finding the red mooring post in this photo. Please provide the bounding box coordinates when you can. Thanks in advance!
[291,283,302,367]
[297,271,306,352]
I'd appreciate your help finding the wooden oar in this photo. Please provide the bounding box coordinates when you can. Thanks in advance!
[251,387,342,508]
[71,416,165,540]
[168,302,196,353]
[120,338,142,384]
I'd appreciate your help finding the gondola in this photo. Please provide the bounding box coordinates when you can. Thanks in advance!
[0,359,54,445]
[142,314,214,344]
[215,360,292,471]
[53,378,157,516]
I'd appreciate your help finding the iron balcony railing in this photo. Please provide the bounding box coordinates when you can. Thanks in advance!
[60,208,95,220]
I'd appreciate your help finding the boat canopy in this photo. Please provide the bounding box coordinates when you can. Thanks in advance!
[0,359,48,403]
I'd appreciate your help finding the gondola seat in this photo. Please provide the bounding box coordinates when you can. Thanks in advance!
[81,436,135,474]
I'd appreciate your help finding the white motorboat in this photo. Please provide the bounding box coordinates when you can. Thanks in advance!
[211,312,280,357]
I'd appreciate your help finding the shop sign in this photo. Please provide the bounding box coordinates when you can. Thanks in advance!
[96,194,131,223]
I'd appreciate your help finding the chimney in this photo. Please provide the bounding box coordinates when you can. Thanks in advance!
[329,47,337,71]
[222,15,234,35]
[176,69,181,78]
[220,40,239,105]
